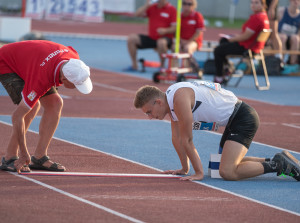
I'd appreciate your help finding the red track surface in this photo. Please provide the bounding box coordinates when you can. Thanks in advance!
[0,20,299,222]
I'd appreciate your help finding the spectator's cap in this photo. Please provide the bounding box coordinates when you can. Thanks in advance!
[62,59,93,94]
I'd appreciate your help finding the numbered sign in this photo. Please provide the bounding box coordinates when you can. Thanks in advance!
[25,0,104,22]
[45,0,63,20]
[25,0,46,19]
[85,0,103,23]
[73,0,87,21]
[62,0,77,19]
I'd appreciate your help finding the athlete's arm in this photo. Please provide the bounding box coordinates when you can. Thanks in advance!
[173,88,204,181]
[163,119,190,175]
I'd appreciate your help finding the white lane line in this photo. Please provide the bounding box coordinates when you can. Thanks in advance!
[21,171,180,178]
[194,181,300,217]
[12,173,145,223]
[93,82,136,94]
[291,113,300,116]
[282,123,300,129]
[1,119,299,217]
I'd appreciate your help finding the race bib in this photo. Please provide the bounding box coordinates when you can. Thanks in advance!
[192,122,219,131]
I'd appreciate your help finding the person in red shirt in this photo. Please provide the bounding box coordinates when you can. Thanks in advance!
[213,0,270,84]
[180,0,205,54]
[0,40,93,173]
[126,0,176,71]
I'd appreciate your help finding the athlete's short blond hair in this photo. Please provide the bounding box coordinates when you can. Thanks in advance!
[134,85,164,108]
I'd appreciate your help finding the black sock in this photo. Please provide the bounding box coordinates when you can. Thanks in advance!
[265,158,271,162]
[262,161,278,174]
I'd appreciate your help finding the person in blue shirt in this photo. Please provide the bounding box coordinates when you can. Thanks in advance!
[278,0,300,64]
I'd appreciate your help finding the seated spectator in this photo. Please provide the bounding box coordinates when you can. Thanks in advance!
[179,0,205,54]
[172,0,205,76]
[213,0,270,84]
[278,0,300,65]
[126,0,176,71]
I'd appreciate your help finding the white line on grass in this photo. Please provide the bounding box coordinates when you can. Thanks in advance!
[12,172,145,223]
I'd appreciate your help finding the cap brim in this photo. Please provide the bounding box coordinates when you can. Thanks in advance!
[75,77,93,94]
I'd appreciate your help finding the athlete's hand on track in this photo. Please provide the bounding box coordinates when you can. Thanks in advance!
[162,169,188,175]
[180,173,204,181]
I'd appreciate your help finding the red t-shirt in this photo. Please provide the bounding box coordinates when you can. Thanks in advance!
[146,3,177,40]
[239,12,270,53]
[0,40,79,108]
[181,11,205,49]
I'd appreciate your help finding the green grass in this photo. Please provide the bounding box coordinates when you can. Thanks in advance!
[104,13,246,29]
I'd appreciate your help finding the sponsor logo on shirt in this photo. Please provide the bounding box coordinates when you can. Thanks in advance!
[160,12,169,18]
[188,20,196,25]
[40,49,69,67]
[27,90,37,101]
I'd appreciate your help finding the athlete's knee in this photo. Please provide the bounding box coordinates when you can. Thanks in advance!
[41,94,63,114]
[219,166,239,181]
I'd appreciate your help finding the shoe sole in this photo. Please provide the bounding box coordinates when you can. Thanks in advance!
[280,151,300,181]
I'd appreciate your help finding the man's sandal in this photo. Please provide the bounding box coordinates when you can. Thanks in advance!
[29,156,66,172]
[0,157,31,172]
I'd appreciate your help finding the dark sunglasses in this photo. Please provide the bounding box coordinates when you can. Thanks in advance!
[183,2,193,6]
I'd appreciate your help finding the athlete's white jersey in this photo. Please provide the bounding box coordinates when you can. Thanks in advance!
[166,81,238,126]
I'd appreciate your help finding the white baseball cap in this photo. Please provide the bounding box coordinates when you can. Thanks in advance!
[62,59,93,94]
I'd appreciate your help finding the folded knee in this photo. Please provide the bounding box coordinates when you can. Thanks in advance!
[219,167,239,181]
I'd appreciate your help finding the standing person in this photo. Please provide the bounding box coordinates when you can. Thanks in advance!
[125,0,176,71]
[213,0,270,84]
[133,81,300,181]
[266,0,283,60]
[278,0,300,65]
[0,40,93,173]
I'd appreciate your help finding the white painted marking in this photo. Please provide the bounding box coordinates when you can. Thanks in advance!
[291,113,300,116]
[21,171,180,178]
[194,181,300,217]
[282,123,300,130]
[83,194,232,202]
[13,173,145,223]
[93,82,136,94]
[40,31,128,40]
[0,119,299,217]
[60,94,72,99]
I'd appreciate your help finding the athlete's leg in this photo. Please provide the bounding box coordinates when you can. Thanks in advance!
[219,140,264,181]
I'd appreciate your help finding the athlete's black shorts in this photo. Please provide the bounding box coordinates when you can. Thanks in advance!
[219,101,260,150]
[137,34,173,49]
[0,73,58,105]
